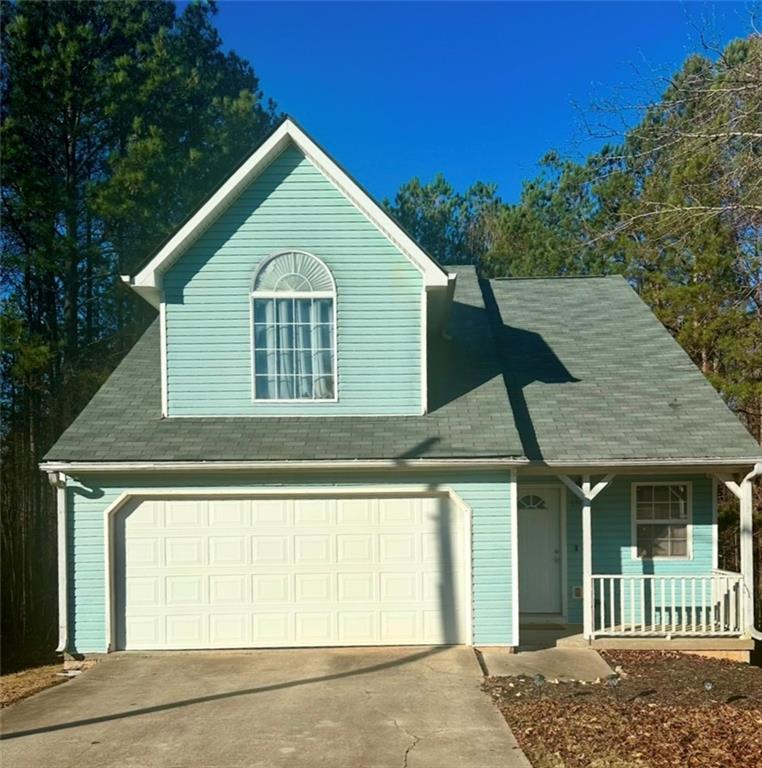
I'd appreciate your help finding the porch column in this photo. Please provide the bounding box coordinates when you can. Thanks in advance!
[558,474,615,641]
[740,478,754,634]
[581,477,593,641]
[715,463,761,637]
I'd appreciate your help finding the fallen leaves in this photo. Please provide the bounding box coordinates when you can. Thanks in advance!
[483,651,762,768]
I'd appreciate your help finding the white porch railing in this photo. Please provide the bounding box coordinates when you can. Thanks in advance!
[591,571,744,638]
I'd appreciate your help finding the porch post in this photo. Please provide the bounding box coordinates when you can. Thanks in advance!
[714,463,761,637]
[740,476,755,635]
[582,476,593,640]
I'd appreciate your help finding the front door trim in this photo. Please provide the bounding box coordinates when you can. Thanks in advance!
[517,484,567,623]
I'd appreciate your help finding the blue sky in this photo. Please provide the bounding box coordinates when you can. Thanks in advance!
[209,1,753,203]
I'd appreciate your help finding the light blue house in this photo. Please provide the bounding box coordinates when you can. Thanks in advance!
[42,118,762,660]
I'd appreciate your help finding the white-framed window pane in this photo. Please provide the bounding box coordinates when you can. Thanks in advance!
[276,298,293,324]
[315,375,334,399]
[671,540,687,556]
[255,375,273,399]
[637,485,653,503]
[297,375,313,398]
[314,298,332,323]
[634,484,689,558]
[294,299,312,323]
[254,299,273,324]
[315,324,332,348]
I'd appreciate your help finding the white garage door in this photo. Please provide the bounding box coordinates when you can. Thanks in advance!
[115,494,467,650]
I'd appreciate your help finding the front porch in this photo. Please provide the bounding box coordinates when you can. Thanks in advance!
[517,622,755,663]
[515,469,758,657]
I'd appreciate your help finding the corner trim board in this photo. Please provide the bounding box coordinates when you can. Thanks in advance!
[510,468,520,647]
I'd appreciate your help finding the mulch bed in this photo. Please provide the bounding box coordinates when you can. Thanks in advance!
[483,651,762,768]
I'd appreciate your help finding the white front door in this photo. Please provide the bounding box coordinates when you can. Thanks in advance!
[518,489,562,615]
[114,494,467,650]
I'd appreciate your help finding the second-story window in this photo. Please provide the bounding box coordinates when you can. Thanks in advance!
[251,251,336,401]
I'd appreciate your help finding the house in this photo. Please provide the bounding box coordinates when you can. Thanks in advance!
[41,117,762,661]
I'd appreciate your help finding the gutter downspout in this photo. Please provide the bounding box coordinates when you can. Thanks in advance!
[741,462,762,641]
[48,472,68,652]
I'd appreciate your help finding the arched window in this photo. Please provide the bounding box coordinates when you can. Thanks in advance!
[251,251,336,401]
[518,494,548,510]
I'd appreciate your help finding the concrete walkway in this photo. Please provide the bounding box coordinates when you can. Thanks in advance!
[0,647,531,768]
[480,646,613,682]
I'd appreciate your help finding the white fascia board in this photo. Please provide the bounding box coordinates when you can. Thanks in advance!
[39,457,527,474]
[541,457,762,468]
[127,119,448,305]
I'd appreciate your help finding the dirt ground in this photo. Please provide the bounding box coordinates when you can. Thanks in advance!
[484,650,762,768]
[0,664,68,707]
[0,659,96,708]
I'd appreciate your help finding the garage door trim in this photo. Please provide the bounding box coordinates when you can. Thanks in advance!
[102,486,473,651]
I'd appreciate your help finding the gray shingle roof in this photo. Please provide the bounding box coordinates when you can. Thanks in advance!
[487,275,761,463]
[44,269,761,465]
[45,267,524,462]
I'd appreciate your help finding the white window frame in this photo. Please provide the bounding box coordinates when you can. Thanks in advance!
[630,481,693,561]
[249,251,338,403]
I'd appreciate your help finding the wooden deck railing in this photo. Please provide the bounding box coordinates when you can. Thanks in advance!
[591,572,744,638]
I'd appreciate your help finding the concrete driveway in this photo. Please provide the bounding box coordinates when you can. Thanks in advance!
[0,647,530,768]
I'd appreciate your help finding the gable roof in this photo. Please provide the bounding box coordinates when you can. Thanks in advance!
[43,267,522,465]
[125,117,450,307]
[487,275,762,465]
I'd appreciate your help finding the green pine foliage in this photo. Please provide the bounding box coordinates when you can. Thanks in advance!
[0,0,278,668]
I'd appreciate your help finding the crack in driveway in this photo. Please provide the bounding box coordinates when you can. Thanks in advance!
[393,718,420,768]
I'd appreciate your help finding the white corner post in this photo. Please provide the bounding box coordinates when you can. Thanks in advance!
[558,474,615,641]
[581,476,593,640]
[48,471,68,652]
[715,463,762,639]
[510,467,519,649]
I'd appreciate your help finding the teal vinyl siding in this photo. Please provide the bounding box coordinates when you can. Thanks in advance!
[66,470,513,653]
[518,475,716,625]
[163,144,423,416]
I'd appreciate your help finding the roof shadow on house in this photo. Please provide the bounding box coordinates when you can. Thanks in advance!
[479,279,580,462]
[426,300,505,413]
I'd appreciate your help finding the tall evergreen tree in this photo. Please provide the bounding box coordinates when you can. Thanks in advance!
[0,0,278,667]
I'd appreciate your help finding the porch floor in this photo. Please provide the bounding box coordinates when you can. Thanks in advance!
[519,624,754,662]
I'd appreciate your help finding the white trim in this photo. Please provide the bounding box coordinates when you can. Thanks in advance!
[516,483,568,625]
[40,458,526,474]
[128,119,449,307]
[544,458,761,468]
[420,287,427,415]
[510,468,519,647]
[250,251,339,404]
[630,481,693,561]
[48,472,68,652]
[101,485,474,651]
[159,301,168,417]
[581,476,593,639]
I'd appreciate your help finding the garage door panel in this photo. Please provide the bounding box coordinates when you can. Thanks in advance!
[116,494,467,650]
[211,574,247,603]
[252,499,290,525]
